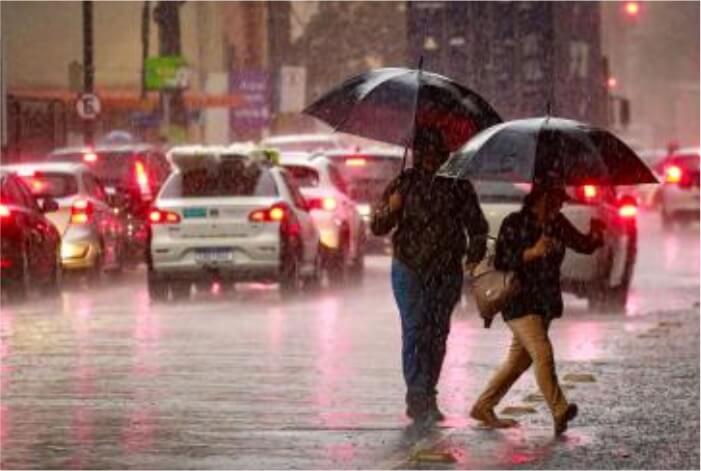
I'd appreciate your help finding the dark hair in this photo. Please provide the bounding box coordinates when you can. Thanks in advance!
[412,126,448,155]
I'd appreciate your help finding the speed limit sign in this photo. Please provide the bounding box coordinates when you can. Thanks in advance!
[76,93,101,120]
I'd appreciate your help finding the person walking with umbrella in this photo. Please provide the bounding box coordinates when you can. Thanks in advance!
[371,126,489,423]
[438,115,658,434]
[304,64,501,424]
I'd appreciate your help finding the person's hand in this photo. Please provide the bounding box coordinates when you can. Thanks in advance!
[526,234,553,260]
[388,191,402,212]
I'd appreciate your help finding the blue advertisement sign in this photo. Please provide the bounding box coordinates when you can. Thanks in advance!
[229,70,271,133]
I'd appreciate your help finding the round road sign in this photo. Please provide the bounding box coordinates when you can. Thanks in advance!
[76,93,101,120]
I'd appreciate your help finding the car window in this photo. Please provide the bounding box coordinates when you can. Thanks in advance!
[325,154,403,203]
[83,173,108,202]
[475,182,529,203]
[280,171,308,210]
[282,165,319,188]
[20,172,79,199]
[160,163,278,198]
[13,176,41,212]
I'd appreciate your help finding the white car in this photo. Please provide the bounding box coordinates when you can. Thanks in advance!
[279,152,365,284]
[147,145,321,301]
[474,181,639,311]
[260,134,345,154]
[655,148,700,227]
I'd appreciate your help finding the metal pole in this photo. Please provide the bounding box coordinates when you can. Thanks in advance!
[82,0,95,146]
[141,1,150,100]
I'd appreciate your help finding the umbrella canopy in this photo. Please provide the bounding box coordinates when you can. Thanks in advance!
[303,67,502,152]
[438,116,658,186]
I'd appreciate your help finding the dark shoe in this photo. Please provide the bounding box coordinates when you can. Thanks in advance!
[470,405,518,429]
[554,403,578,436]
[428,396,446,422]
[406,394,429,420]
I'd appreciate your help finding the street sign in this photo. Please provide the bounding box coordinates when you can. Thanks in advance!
[76,93,101,120]
[145,56,190,91]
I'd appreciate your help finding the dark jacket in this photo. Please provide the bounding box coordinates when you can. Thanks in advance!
[495,208,603,321]
[371,168,488,278]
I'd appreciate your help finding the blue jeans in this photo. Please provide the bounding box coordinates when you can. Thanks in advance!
[391,258,463,400]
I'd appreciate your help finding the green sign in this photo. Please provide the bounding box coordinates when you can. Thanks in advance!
[145,56,188,91]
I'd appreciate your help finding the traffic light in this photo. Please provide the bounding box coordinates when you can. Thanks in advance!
[624,1,640,18]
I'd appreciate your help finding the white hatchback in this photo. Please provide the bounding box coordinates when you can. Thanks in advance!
[279,152,366,284]
[148,146,321,301]
[655,148,700,227]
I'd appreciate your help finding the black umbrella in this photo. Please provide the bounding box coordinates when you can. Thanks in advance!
[437,116,658,185]
[303,65,502,152]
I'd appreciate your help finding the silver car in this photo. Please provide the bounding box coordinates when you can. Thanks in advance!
[474,181,638,311]
[655,148,700,228]
[148,146,321,301]
[4,162,126,279]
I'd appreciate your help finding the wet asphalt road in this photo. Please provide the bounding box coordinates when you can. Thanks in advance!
[1,212,698,469]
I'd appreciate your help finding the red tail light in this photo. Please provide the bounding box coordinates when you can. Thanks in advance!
[345,157,367,167]
[83,152,98,163]
[70,199,93,225]
[148,208,181,224]
[619,204,637,218]
[582,185,598,199]
[134,161,152,197]
[0,204,10,218]
[249,203,288,222]
[307,196,337,211]
[665,165,683,184]
[249,203,300,236]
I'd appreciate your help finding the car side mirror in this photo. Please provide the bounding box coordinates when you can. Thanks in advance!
[41,198,59,213]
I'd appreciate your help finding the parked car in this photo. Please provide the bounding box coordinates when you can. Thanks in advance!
[47,143,172,266]
[279,152,365,283]
[261,134,345,154]
[654,148,700,227]
[4,162,127,279]
[318,148,404,253]
[618,148,668,209]
[474,181,638,311]
[147,145,321,301]
[0,169,62,300]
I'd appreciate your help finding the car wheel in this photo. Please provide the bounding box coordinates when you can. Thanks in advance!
[7,249,30,302]
[169,281,191,301]
[147,271,169,302]
[327,233,349,287]
[303,252,323,292]
[44,247,62,297]
[280,249,301,298]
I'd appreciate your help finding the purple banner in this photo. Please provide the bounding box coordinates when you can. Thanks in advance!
[229,70,271,132]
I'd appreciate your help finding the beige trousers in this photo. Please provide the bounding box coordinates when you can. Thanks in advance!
[474,314,568,419]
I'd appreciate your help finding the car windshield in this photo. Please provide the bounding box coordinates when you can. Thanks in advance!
[264,139,337,153]
[48,151,141,186]
[323,154,403,203]
[160,162,278,198]
[19,173,78,199]
[474,181,530,203]
[282,165,319,188]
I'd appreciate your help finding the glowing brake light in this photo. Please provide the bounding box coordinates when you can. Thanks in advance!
[307,196,337,211]
[619,204,637,218]
[583,185,598,199]
[135,161,149,188]
[345,157,367,167]
[249,204,288,222]
[70,199,93,225]
[0,204,10,218]
[149,208,180,224]
[83,152,98,163]
[665,165,683,184]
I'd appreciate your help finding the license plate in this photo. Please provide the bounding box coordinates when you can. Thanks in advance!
[195,248,233,263]
[183,207,207,218]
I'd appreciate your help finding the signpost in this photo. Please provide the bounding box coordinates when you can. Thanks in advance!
[145,56,190,91]
[76,93,101,120]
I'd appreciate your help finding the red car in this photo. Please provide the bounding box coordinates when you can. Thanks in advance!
[0,169,62,300]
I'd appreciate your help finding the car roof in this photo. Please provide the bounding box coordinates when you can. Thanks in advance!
[321,147,405,158]
[2,161,88,175]
[672,147,700,157]
[278,152,317,167]
[50,143,157,155]
[262,134,340,144]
